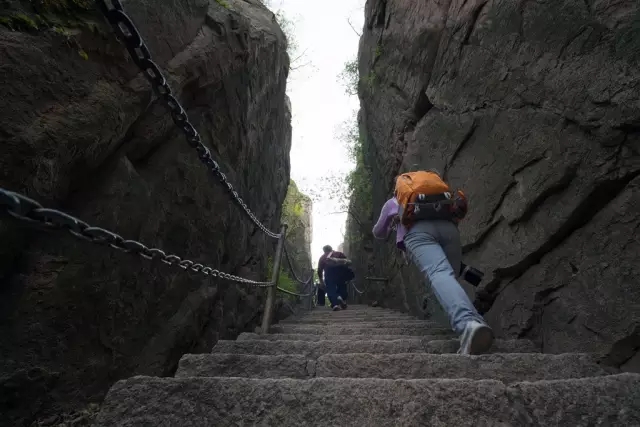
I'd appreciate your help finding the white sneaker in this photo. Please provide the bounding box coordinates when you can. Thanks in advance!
[458,320,494,355]
[332,305,342,311]
[337,296,348,309]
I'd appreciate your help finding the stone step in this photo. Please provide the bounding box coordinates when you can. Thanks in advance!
[310,306,394,312]
[278,317,424,328]
[286,313,416,321]
[278,320,441,328]
[304,310,406,316]
[238,333,455,342]
[177,354,313,379]
[95,374,640,426]
[211,339,539,358]
[176,352,611,384]
[270,325,452,336]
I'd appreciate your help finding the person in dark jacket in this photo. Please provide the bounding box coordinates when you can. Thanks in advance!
[317,245,351,311]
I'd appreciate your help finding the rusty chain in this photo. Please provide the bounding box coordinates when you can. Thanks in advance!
[0,188,274,287]
[96,0,280,239]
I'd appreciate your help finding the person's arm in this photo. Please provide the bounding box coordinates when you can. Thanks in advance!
[372,199,397,239]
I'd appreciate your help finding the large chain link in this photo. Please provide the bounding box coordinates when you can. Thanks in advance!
[0,188,274,287]
[95,0,280,239]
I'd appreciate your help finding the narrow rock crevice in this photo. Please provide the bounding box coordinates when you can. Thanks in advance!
[509,165,578,226]
[443,120,477,180]
[461,0,489,46]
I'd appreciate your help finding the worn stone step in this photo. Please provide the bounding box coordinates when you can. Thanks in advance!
[304,310,406,316]
[278,317,422,328]
[280,314,420,324]
[176,352,611,383]
[238,333,455,342]
[270,325,452,336]
[96,374,640,426]
[278,320,440,328]
[176,354,313,379]
[211,339,538,358]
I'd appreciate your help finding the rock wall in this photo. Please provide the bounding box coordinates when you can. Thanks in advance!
[281,180,313,284]
[0,0,290,425]
[348,0,640,368]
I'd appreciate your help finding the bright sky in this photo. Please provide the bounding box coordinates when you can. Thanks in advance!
[269,0,365,266]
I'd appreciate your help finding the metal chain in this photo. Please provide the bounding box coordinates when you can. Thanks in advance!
[283,244,314,285]
[0,188,274,287]
[276,286,314,297]
[95,0,280,239]
[351,281,364,294]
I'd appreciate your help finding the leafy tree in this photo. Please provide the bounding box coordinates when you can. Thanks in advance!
[338,58,359,96]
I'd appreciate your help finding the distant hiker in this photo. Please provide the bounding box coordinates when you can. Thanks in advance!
[317,245,354,311]
[372,170,494,355]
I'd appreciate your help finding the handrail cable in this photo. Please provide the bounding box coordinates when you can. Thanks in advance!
[96,0,280,238]
[0,189,273,286]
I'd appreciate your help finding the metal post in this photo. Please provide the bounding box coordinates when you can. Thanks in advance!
[260,224,287,334]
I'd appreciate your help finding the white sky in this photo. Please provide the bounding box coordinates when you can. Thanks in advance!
[270,0,365,266]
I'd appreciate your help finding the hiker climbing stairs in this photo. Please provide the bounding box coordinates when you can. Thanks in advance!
[95,305,640,426]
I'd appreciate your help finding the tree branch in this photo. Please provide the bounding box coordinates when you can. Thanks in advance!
[347,18,362,37]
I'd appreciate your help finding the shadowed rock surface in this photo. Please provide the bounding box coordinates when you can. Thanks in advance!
[0,0,292,424]
[344,0,640,369]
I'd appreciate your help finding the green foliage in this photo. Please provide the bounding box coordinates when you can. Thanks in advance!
[53,25,72,37]
[292,201,304,218]
[215,0,230,9]
[338,58,359,96]
[363,71,377,89]
[344,117,373,227]
[1,13,40,30]
[375,44,382,59]
[78,48,88,60]
[267,257,299,301]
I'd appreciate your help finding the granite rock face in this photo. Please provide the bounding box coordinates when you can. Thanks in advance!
[280,180,313,284]
[0,0,291,424]
[347,0,640,367]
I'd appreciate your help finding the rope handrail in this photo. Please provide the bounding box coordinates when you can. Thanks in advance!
[0,189,274,287]
[96,0,280,239]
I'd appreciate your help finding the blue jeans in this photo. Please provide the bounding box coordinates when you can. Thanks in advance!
[404,220,486,335]
[325,278,347,307]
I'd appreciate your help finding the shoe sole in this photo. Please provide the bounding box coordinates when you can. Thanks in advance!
[469,325,494,355]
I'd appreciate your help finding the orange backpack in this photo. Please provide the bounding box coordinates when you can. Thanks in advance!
[394,171,468,227]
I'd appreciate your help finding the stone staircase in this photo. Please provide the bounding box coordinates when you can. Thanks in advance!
[95,305,640,426]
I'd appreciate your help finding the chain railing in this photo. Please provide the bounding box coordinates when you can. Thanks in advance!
[0,0,324,337]
[96,0,280,239]
[0,189,274,286]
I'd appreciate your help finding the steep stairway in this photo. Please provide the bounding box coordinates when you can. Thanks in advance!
[96,305,640,426]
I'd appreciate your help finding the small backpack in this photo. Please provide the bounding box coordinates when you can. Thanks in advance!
[394,170,468,227]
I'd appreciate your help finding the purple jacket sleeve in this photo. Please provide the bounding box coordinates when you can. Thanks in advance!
[372,198,397,240]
